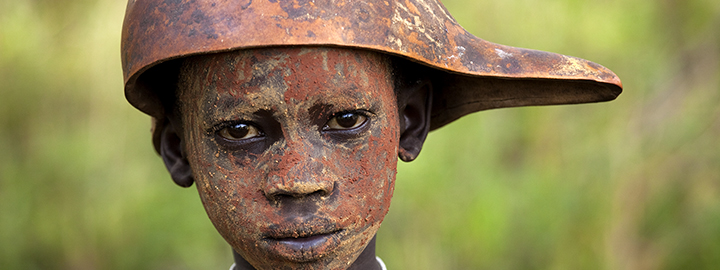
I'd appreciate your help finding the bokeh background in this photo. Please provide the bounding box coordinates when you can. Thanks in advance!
[1,0,718,269]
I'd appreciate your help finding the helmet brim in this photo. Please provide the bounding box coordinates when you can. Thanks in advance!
[121,0,621,138]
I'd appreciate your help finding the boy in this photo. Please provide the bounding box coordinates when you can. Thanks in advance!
[121,0,621,269]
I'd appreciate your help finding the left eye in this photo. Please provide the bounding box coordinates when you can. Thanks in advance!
[323,112,367,130]
[216,123,263,141]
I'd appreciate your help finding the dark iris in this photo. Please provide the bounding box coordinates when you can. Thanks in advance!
[226,124,250,138]
[324,111,368,131]
[217,123,262,141]
[335,113,359,128]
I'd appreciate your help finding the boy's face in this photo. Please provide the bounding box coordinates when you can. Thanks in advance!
[176,47,400,269]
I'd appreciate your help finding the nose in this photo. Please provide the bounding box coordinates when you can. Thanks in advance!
[263,149,335,201]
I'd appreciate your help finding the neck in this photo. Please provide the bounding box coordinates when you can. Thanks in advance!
[232,236,380,270]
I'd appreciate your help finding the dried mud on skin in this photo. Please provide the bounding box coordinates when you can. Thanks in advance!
[177,47,400,269]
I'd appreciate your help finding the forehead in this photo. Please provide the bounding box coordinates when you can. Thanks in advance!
[176,47,395,118]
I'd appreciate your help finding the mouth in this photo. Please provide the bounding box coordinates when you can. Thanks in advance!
[270,229,342,248]
[262,224,344,262]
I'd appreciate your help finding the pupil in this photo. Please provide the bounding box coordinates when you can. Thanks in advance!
[227,124,250,138]
[336,113,358,128]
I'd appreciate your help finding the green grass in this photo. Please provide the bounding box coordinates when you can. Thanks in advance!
[1,0,719,269]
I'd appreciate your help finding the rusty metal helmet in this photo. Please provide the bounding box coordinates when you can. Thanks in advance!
[121,0,621,146]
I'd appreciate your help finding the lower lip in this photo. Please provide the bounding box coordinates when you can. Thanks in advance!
[277,233,332,249]
[264,231,342,261]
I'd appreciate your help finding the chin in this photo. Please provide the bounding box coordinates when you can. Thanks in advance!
[229,222,381,270]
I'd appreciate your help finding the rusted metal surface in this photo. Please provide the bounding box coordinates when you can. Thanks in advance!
[122,0,622,131]
[177,47,398,269]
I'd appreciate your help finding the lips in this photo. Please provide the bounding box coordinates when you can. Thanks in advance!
[261,220,344,262]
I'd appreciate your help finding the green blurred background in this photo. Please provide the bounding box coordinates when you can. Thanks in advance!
[1,0,718,269]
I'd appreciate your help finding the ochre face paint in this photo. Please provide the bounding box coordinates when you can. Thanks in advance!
[177,47,399,269]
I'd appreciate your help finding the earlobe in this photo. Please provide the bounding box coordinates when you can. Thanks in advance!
[159,119,195,187]
[398,81,433,162]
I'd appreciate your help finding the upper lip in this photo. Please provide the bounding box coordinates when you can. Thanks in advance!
[263,218,341,240]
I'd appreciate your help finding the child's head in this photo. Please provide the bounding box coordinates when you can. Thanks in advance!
[121,0,621,268]
[159,46,431,268]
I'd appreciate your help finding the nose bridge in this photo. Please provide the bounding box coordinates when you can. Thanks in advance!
[263,129,334,200]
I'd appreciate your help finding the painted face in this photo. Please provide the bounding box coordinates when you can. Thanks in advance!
[177,47,400,269]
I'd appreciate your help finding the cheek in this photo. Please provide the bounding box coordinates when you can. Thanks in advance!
[330,113,400,225]
[199,154,262,209]
[181,129,263,239]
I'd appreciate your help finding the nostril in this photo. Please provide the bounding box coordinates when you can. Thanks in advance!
[264,183,333,202]
[309,189,328,198]
[269,193,295,202]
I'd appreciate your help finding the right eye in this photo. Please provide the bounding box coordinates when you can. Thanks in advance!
[216,123,263,141]
[323,111,368,131]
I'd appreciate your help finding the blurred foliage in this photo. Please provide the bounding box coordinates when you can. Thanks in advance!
[1,0,718,269]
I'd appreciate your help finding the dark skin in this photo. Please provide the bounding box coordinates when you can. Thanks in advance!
[157,47,432,269]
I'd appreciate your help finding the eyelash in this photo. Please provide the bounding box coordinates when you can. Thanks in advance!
[322,110,371,131]
[210,121,265,141]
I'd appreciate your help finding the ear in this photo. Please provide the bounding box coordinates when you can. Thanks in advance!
[159,119,194,187]
[397,80,433,162]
